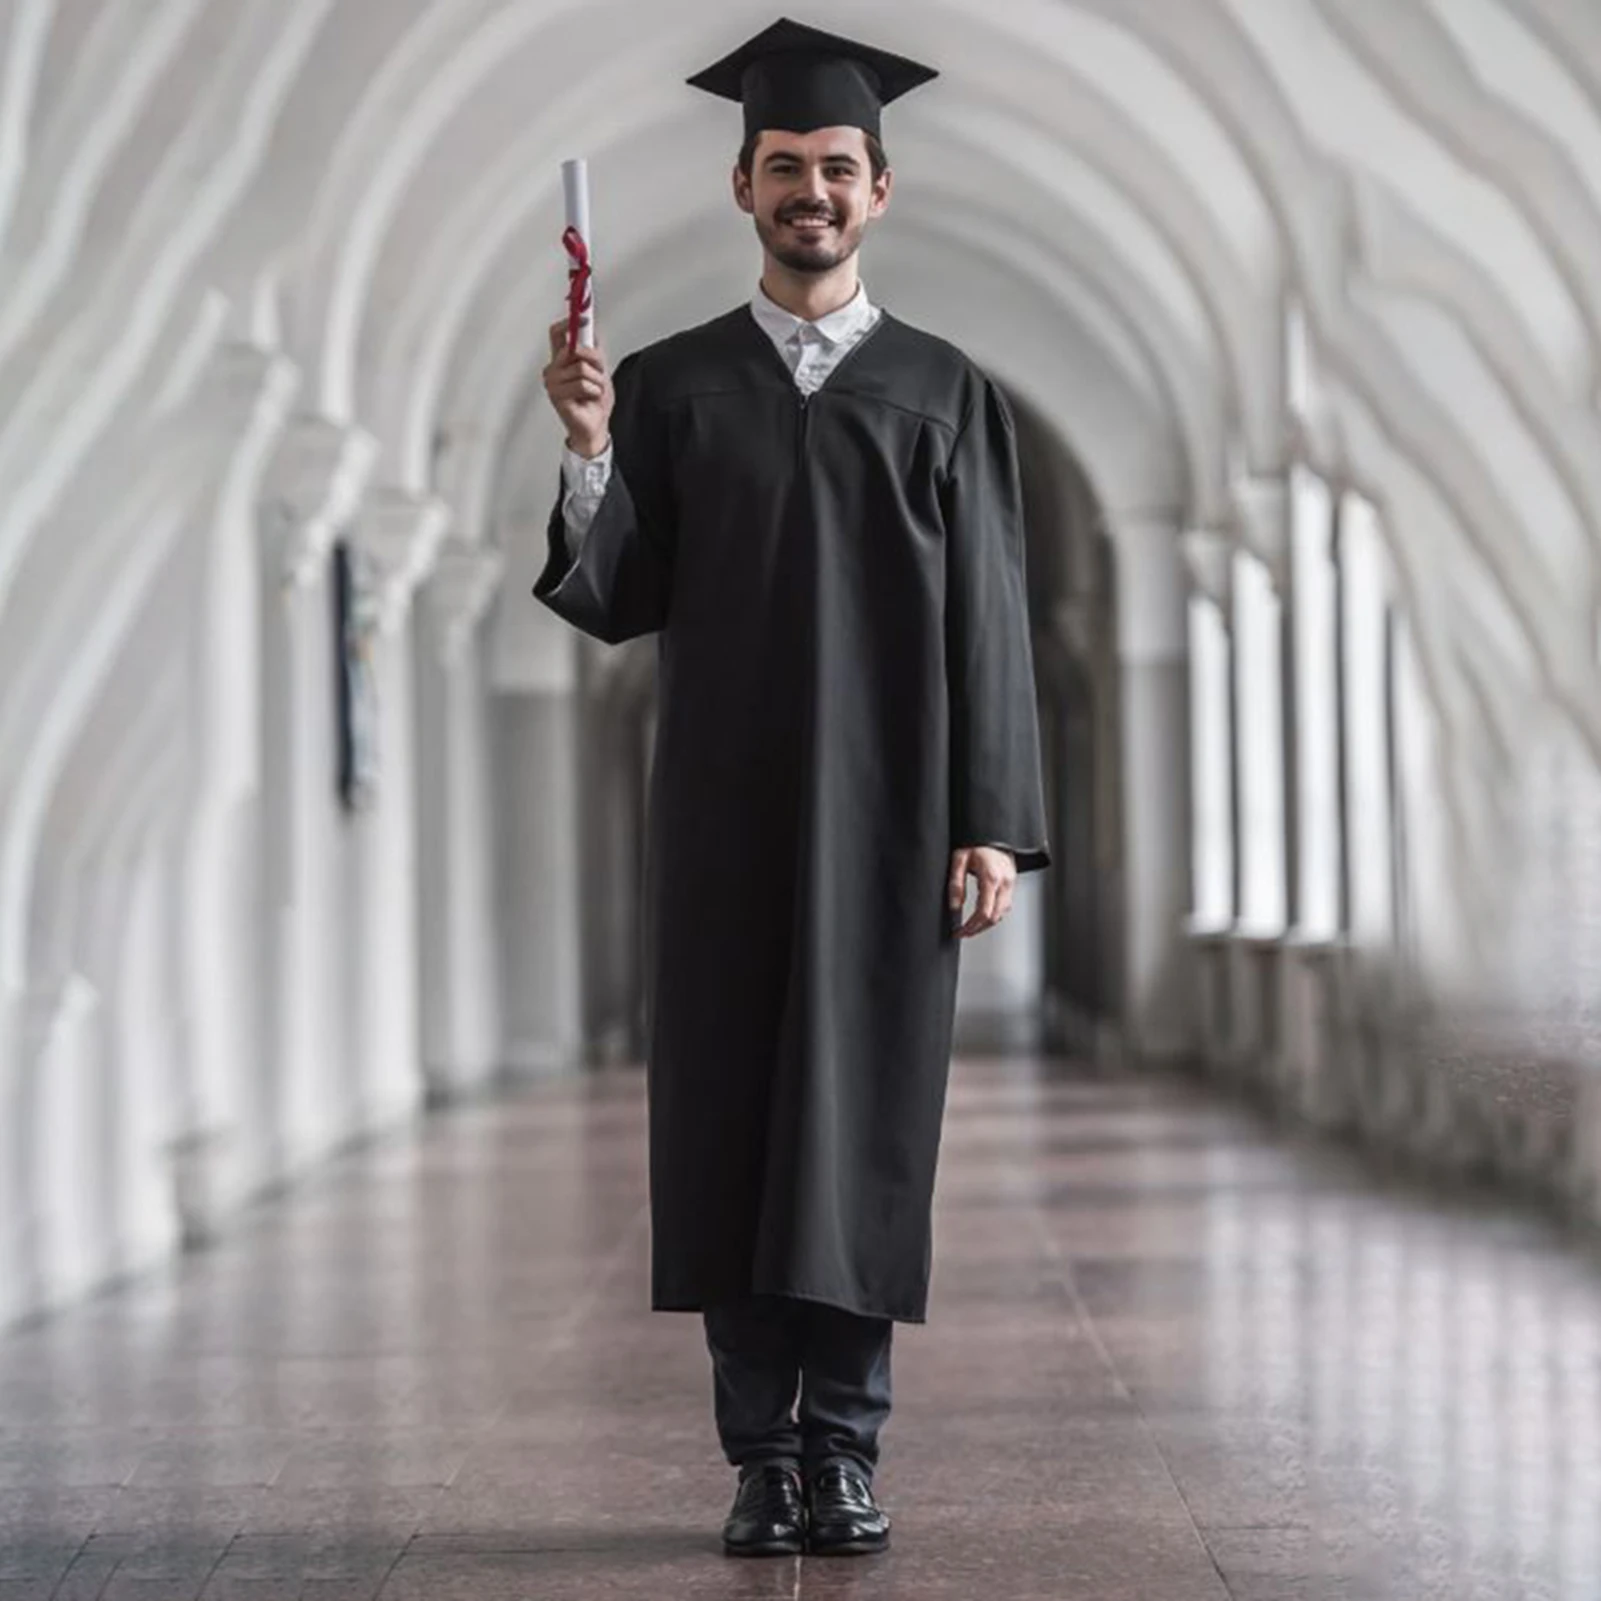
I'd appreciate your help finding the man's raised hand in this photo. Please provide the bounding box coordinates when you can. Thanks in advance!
[544,317,614,459]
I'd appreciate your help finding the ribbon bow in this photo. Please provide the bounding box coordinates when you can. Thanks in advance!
[563,224,593,354]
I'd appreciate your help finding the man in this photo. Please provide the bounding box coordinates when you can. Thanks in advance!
[537,16,1050,1559]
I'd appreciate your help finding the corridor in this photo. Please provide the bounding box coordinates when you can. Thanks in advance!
[1,1057,1595,1600]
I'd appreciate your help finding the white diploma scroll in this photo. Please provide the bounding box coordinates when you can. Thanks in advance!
[561,157,596,352]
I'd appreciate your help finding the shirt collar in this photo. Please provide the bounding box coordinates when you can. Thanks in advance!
[750,280,875,346]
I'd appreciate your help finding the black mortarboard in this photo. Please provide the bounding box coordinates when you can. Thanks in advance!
[686,17,938,143]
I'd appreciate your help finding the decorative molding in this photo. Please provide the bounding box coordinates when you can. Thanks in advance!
[423,539,505,664]
[349,490,452,635]
[1179,528,1233,610]
[21,973,100,1056]
[1228,475,1290,589]
[262,417,379,588]
[201,344,299,471]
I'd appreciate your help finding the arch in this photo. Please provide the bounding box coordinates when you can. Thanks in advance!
[0,0,211,364]
[0,0,58,248]
[0,341,290,989]
[1319,0,1601,386]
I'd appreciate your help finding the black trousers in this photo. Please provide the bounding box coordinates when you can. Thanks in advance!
[703,1295,893,1480]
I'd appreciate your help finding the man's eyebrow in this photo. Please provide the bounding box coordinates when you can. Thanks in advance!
[763,151,861,168]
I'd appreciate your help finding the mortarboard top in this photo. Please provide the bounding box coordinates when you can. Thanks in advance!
[686,16,938,144]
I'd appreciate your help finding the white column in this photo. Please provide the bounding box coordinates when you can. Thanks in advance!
[1178,528,1236,1073]
[1112,512,1193,1060]
[1339,493,1395,948]
[1181,530,1234,932]
[1230,477,1290,938]
[169,344,297,1230]
[417,538,505,1100]
[344,492,450,1128]
[1289,465,1340,938]
[258,418,377,1183]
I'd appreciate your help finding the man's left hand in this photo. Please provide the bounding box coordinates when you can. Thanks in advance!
[947,846,1016,939]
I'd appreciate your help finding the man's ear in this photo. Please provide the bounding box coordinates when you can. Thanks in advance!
[732,165,755,215]
[869,168,893,218]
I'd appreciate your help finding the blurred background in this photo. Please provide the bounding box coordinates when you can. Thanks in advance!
[0,2,1599,1597]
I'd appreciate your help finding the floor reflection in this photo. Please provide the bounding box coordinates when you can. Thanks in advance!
[0,1057,1594,1599]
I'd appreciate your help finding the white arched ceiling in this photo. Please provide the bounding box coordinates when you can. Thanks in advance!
[1350,177,1601,571]
[0,1,208,345]
[291,0,1593,627]
[344,2,1276,504]
[0,0,70,249]
[289,0,1284,522]
[0,0,1586,689]
[1432,0,1601,219]
[1322,0,1601,381]
[1057,0,1601,734]
[0,0,1596,1014]
[0,0,325,633]
[1225,0,1589,393]
[1367,286,1591,595]
[1507,0,1601,119]
[0,0,1527,689]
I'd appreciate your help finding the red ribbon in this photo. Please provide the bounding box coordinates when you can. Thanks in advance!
[563,224,592,353]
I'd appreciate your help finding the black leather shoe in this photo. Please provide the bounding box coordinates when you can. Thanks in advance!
[805,1461,890,1555]
[722,1462,806,1557]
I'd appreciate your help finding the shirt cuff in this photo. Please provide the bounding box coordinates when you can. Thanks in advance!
[561,440,613,491]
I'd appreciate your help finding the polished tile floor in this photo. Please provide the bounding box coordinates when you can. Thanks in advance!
[1,1057,1598,1599]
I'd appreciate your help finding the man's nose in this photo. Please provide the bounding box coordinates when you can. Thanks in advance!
[799,166,829,200]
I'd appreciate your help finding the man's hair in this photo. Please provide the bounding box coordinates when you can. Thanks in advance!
[738,130,889,183]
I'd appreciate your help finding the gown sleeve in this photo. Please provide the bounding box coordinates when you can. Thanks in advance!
[533,349,674,643]
[939,375,1053,874]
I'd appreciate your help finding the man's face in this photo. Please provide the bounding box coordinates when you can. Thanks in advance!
[735,127,891,275]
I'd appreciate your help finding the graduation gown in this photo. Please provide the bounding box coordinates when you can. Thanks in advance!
[534,303,1050,1322]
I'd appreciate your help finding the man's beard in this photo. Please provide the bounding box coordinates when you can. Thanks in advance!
[756,210,864,274]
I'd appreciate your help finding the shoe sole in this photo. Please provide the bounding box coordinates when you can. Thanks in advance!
[723,1538,804,1558]
[806,1534,891,1557]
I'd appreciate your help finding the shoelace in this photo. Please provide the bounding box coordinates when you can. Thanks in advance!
[812,1468,873,1508]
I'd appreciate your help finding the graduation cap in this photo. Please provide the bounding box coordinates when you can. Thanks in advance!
[686,16,939,144]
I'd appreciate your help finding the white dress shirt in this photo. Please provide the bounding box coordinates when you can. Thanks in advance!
[559,282,883,545]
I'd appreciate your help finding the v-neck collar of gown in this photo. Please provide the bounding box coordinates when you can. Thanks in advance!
[745,281,888,393]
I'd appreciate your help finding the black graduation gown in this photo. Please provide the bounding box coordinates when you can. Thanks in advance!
[533,304,1050,1322]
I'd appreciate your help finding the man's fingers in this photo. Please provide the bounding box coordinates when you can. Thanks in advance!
[548,318,607,362]
[545,348,604,379]
[545,367,607,404]
[977,873,1001,927]
[956,862,1017,938]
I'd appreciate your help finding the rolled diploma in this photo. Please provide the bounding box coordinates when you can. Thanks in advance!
[562,157,596,351]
